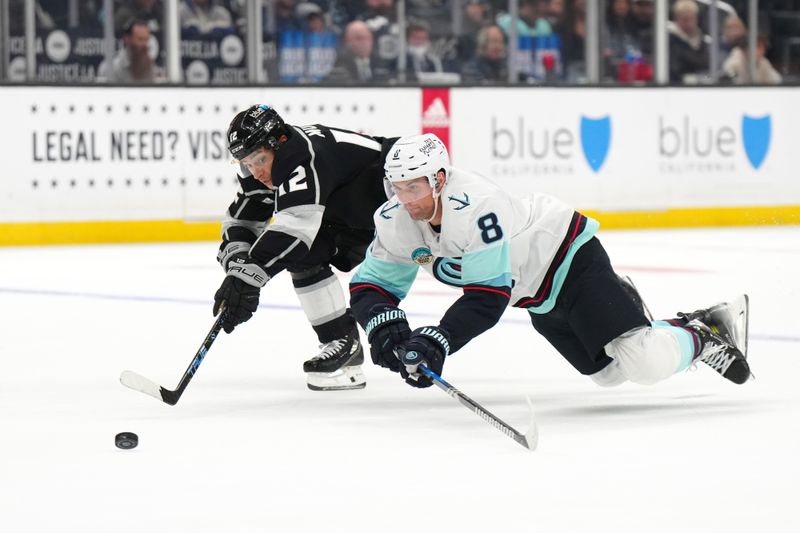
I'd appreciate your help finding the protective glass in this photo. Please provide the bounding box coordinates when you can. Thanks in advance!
[390,177,433,203]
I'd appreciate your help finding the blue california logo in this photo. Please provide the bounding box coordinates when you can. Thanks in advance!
[579,115,611,172]
[741,114,771,169]
[658,113,773,172]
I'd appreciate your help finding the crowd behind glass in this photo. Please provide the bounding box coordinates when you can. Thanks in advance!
[1,0,798,85]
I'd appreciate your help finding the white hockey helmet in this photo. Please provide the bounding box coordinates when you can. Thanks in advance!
[384,133,450,188]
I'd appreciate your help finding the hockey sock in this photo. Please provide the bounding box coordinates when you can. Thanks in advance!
[651,320,702,372]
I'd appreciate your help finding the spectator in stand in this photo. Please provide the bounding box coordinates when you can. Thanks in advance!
[358,0,399,69]
[668,0,709,83]
[723,14,747,50]
[301,2,338,82]
[407,0,460,70]
[296,2,331,33]
[104,19,163,83]
[306,11,326,32]
[456,0,494,65]
[407,0,451,38]
[497,0,553,38]
[114,0,163,34]
[545,0,566,31]
[325,0,363,31]
[179,0,235,36]
[462,24,508,83]
[605,0,651,81]
[629,0,654,61]
[399,19,458,82]
[560,0,586,81]
[359,0,396,32]
[715,14,746,70]
[274,0,304,33]
[605,0,637,60]
[326,20,391,83]
[722,32,783,84]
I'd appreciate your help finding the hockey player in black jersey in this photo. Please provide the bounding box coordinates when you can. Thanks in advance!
[212,104,398,391]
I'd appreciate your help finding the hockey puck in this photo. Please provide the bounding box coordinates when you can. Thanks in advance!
[115,432,138,450]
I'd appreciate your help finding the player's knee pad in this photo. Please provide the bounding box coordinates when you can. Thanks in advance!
[293,268,346,326]
[604,326,681,385]
[589,360,627,387]
[289,264,332,287]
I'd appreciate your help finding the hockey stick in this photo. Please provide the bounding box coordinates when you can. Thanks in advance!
[417,366,538,451]
[120,304,226,405]
[397,351,538,450]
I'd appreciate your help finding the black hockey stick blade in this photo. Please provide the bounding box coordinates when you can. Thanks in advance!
[120,305,226,406]
[418,366,539,451]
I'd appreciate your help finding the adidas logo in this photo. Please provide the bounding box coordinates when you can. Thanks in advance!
[422,98,449,128]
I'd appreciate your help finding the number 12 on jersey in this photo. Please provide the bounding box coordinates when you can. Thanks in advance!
[278,166,309,196]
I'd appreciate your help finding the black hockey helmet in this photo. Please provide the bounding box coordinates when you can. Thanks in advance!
[227,104,288,159]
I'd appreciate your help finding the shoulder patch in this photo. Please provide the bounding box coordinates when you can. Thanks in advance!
[411,247,434,265]
[447,193,470,210]
[380,201,401,220]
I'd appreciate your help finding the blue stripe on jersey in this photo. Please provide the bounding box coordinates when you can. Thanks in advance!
[351,253,418,301]
[651,320,696,372]
[461,241,512,287]
[436,260,462,283]
[528,217,600,315]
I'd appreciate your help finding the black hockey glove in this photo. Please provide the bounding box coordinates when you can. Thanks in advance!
[213,253,269,333]
[398,326,451,389]
[364,305,411,373]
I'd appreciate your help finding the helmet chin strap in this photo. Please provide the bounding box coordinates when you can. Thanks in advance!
[424,175,444,223]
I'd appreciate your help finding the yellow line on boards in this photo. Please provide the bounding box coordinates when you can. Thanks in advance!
[1,206,799,246]
[582,205,800,229]
[0,220,222,246]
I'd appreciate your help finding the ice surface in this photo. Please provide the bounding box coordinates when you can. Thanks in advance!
[1,226,798,532]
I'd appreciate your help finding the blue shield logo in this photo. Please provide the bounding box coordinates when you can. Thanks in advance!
[580,116,611,172]
[741,114,771,170]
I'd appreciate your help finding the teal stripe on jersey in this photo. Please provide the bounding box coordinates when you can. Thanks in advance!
[528,217,600,315]
[461,241,512,287]
[652,320,696,372]
[351,253,418,301]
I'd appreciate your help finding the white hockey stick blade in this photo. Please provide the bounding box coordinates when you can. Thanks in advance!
[120,370,164,402]
[524,396,539,451]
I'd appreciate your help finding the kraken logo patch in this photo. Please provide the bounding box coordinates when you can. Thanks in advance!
[411,247,433,265]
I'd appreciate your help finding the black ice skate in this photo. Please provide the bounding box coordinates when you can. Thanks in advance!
[303,327,366,391]
[681,295,751,384]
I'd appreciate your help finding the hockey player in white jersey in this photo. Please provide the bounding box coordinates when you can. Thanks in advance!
[349,133,751,389]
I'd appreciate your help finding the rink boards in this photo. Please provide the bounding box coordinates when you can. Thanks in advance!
[0,86,798,245]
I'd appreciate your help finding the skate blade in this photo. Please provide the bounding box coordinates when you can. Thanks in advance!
[307,382,367,391]
[718,294,749,358]
[306,366,366,392]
